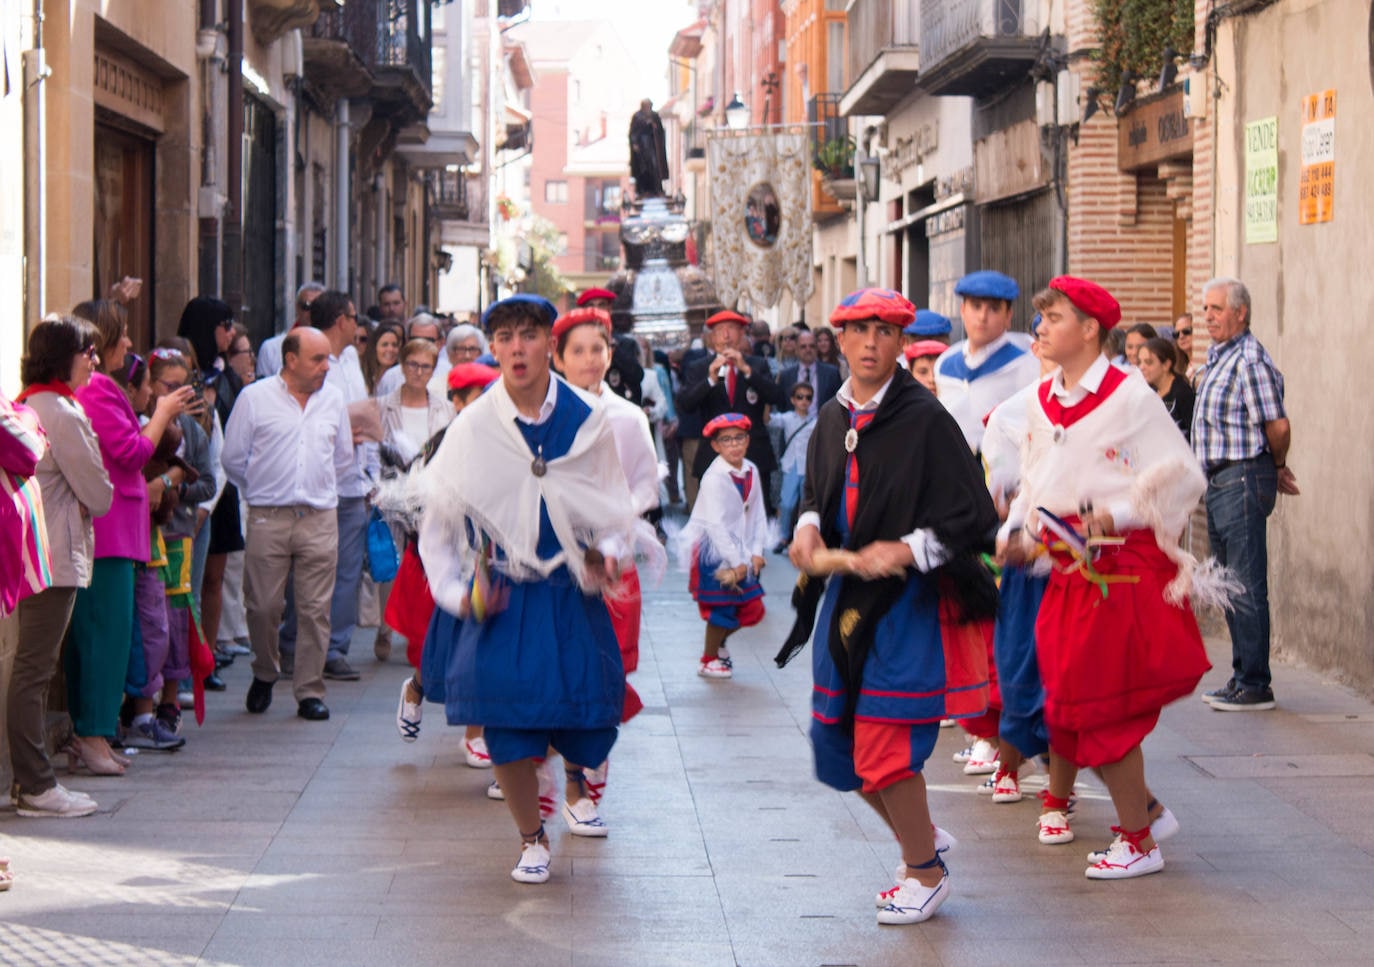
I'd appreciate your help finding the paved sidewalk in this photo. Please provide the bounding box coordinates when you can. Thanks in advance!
[3,557,1374,966]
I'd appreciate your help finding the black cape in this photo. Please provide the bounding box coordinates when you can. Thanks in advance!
[777,368,1000,730]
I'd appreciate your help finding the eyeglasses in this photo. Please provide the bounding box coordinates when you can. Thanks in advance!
[714,433,749,445]
[403,360,434,372]
[793,393,813,401]
[156,378,186,393]
[122,353,143,379]
[1176,328,1192,337]
[228,346,253,358]
[82,345,101,361]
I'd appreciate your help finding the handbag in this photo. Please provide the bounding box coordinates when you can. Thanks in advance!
[366,507,400,583]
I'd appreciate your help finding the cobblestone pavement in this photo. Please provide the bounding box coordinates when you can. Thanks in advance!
[3,553,1374,966]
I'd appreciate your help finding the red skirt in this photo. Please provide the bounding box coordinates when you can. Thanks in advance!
[1036,527,1210,767]
[384,543,437,669]
[944,599,999,737]
[605,566,644,722]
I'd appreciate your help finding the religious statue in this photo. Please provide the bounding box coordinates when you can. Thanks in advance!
[628,99,669,199]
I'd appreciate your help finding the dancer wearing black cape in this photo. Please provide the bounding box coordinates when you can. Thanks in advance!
[783,288,999,925]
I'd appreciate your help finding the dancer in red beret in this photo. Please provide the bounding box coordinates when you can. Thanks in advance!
[682,412,768,679]
[999,276,1214,880]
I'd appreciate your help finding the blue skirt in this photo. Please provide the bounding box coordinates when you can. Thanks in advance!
[992,565,1049,759]
[439,566,625,730]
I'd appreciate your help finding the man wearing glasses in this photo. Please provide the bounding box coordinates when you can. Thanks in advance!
[427,323,488,396]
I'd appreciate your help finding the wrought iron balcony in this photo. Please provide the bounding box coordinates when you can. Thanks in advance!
[429,168,470,221]
[372,0,433,127]
[919,0,1040,98]
[302,1,379,99]
[841,0,921,116]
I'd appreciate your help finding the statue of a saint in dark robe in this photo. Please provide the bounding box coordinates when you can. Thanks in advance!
[628,99,669,199]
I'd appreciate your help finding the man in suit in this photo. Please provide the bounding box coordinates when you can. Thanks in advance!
[677,310,786,514]
[778,329,841,414]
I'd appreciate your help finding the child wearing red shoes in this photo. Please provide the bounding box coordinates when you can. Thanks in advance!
[683,413,768,679]
[1000,277,1212,879]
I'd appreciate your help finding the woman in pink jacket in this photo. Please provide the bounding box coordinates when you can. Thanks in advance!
[69,300,193,774]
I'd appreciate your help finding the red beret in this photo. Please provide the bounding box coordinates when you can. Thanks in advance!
[704,310,750,328]
[447,362,499,393]
[829,288,917,328]
[552,307,612,345]
[1048,276,1122,329]
[903,339,948,362]
[703,413,751,438]
[576,287,617,306]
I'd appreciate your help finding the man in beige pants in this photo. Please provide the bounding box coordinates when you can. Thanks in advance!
[222,326,354,721]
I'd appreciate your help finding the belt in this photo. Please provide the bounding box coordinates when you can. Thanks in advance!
[1207,454,1270,478]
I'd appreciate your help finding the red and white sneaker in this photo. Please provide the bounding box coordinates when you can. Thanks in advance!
[1087,808,1179,861]
[962,739,999,775]
[1085,832,1163,880]
[536,756,558,820]
[1037,810,1075,845]
[698,656,733,679]
[876,829,957,907]
[991,770,1022,803]
[464,735,493,769]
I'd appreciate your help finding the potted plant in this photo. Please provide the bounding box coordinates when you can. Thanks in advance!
[813,136,856,179]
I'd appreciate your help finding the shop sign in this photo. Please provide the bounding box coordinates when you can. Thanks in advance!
[1244,117,1278,244]
[1299,89,1335,225]
[1118,89,1191,171]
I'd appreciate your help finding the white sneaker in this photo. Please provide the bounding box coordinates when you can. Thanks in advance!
[932,825,958,855]
[396,679,421,743]
[1085,838,1163,880]
[1037,810,1075,845]
[464,735,492,768]
[486,781,505,801]
[951,744,974,764]
[877,831,958,907]
[511,842,551,884]
[562,797,609,837]
[16,785,97,818]
[1087,808,1179,861]
[962,739,999,775]
[877,871,950,925]
[698,656,733,679]
[975,775,997,795]
[991,771,1022,803]
[939,718,957,728]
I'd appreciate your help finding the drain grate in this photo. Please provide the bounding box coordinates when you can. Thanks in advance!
[1184,753,1374,778]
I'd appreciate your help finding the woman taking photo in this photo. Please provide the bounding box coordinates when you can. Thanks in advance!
[70,300,192,774]
[1137,336,1195,440]
[11,316,112,813]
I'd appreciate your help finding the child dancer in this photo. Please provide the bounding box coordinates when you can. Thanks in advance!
[902,340,946,395]
[683,413,768,680]
[550,306,661,832]
[1000,277,1210,878]
[417,295,650,884]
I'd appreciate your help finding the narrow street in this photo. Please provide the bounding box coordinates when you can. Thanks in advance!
[2,556,1373,966]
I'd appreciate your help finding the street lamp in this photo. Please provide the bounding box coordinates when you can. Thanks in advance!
[859,155,881,201]
[724,92,750,130]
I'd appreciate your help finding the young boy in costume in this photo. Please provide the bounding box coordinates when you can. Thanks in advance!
[417,294,649,884]
[683,413,768,679]
[999,277,1210,878]
[786,288,1000,925]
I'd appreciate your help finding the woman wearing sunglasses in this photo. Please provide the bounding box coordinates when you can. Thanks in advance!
[69,300,193,775]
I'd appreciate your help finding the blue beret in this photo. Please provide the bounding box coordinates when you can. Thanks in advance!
[903,309,952,337]
[481,293,558,331]
[1030,313,1043,335]
[955,270,1019,301]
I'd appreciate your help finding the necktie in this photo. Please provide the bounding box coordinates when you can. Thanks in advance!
[726,366,737,406]
[844,406,876,531]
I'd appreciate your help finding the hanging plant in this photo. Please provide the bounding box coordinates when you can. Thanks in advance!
[1092,0,1195,100]
[496,194,521,221]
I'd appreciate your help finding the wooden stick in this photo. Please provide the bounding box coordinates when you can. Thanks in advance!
[807,548,860,576]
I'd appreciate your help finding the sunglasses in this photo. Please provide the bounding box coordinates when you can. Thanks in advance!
[150,347,186,362]
[1176,329,1192,337]
[793,393,813,401]
[123,352,144,380]
[217,319,235,330]
[82,345,101,361]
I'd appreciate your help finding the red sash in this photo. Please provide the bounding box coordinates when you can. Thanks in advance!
[1037,364,1126,429]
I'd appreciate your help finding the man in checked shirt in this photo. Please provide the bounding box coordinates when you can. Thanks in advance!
[1191,277,1300,712]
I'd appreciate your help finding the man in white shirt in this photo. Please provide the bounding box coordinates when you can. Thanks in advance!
[278,290,375,682]
[223,328,353,721]
[934,271,1040,452]
[257,281,324,378]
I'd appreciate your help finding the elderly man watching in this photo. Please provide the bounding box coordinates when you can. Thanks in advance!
[428,323,487,396]
[223,328,354,721]
[1192,277,1299,712]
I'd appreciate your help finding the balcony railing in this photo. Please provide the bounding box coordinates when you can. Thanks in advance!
[429,169,470,221]
[372,0,433,122]
[303,1,379,96]
[808,94,850,174]
[919,0,1039,98]
[847,0,918,91]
